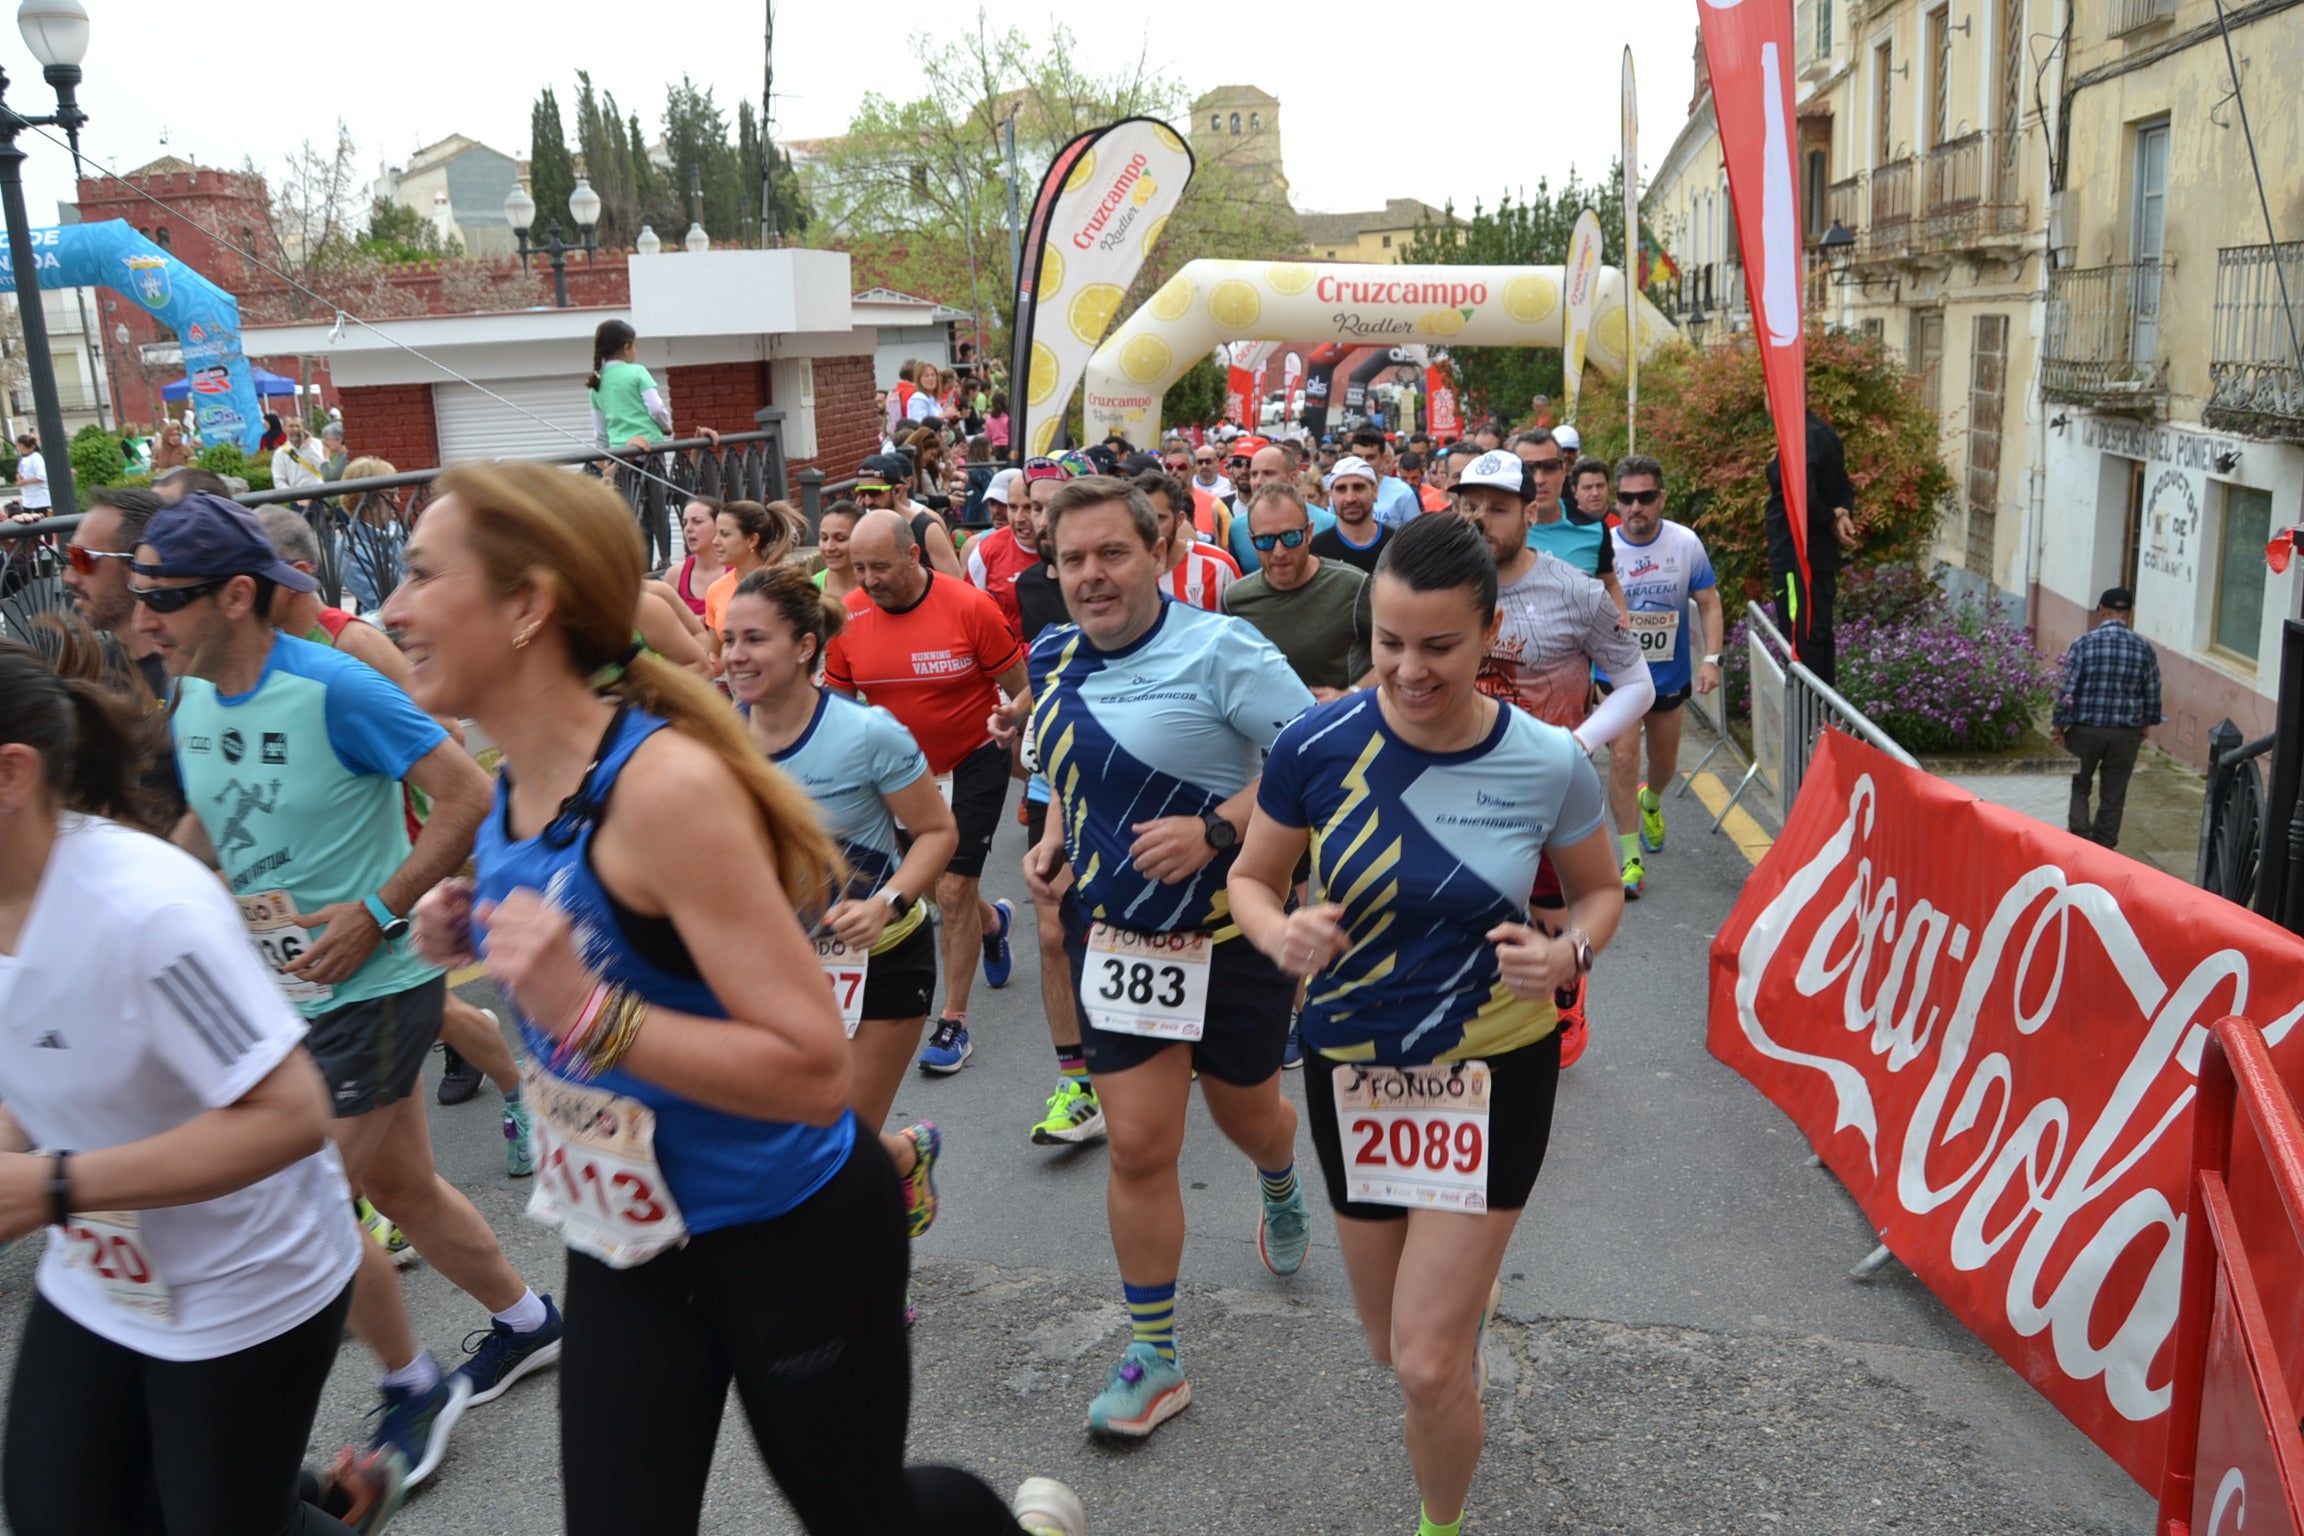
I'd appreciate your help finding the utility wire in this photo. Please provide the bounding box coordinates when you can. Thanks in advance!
[2209,0,2304,382]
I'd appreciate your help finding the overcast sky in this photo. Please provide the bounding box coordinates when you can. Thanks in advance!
[22,0,1702,238]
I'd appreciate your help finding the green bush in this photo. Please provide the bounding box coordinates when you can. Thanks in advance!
[196,443,250,478]
[70,422,126,490]
[241,462,274,493]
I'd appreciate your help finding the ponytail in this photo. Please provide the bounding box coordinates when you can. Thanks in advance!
[588,319,638,393]
[0,640,168,832]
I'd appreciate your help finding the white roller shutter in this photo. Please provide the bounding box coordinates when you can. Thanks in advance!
[432,375,598,464]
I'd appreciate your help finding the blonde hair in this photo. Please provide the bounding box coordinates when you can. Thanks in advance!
[434,462,838,910]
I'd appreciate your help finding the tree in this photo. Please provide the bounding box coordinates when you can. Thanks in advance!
[528,88,577,239]
[357,195,459,263]
[253,121,366,319]
[1164,350,1227,429]
[573,72,641,249]
[1398,169,1626,427]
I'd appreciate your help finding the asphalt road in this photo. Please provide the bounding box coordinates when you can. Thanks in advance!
[0,789,2155,1535]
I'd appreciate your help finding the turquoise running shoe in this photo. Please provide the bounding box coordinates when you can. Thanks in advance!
[1086,1342,1191,1437]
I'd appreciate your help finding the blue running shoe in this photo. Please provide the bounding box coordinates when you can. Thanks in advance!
[367,1372,468,1489]
[919,1015,973,1075]
[982,899,1015,989]
[1282,1016,1303,1071]
[1085,1342,1191,1437]
[1259,1180,1312,1277]
[449,1296,564,1407]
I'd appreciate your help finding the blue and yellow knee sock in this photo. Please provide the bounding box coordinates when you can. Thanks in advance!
[1123,1280,1177,1362]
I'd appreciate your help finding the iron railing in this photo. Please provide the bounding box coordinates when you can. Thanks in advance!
[2206,241,2304,441]
[1713,603,1919,825]
[2199,719,2275,905]
[2042,262,2166,406]
[1827,174,1864,238]
[1921,130,2027,247]
[1867,158,1915,249]
[2110,0,2177,34]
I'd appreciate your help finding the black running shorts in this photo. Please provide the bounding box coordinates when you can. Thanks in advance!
[1304,1031,1562,1220]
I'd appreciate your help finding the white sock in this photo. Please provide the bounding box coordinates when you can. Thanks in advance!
[380,1349,441,1395]
[493,1288,548,1334]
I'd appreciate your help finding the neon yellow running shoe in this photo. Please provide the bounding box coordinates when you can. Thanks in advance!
[356,1197,417,1269]
[1639,782,1666,852]
[1622,854,1646,901]
[1031,1079,1106,1145]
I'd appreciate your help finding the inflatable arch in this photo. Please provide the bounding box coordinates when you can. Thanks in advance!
[0,220,264,452]
[1083,258,1677,446]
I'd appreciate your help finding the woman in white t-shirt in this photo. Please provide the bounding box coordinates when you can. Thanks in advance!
[0,643,382,1532]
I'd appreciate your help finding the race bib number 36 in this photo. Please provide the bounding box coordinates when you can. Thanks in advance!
[237,888,332,1007]
[1627,609,1680,659]
[1085,923,1211,1041]
[815,934,869,1038]
[60,1210,175,1324]
[1332,1061,1492,1212]
[522,1063,689,1268]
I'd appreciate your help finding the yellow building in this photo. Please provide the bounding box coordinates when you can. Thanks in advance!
[1297,199,1454,263]
[1646,0,2302,743]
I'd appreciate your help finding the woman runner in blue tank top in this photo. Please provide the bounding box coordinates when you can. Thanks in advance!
[379,464,1084,1536]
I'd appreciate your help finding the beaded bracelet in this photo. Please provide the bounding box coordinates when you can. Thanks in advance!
[552,981,613,1074]
[562,984,650,1082]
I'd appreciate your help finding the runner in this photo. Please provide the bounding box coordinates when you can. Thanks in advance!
[1136,469,1240,610]
[1511,428,1625,615]
[0,643,405,1534]
[1309,454,1392,574]
[1568,459,1615,524]
[385,462,1083,1536]
[135,494,562,1485]
[670,497,726,617]
[1454,450,1652,1066]
[59,484,182,822]
[1223,481,1372,701]
[965,466,1044,635]
[1606,455,1723,897]
[825,509,1029,1077]
[1228,512,1624,1536]
[853,453,965,579]
[1223,443,1332,571]
[1013,474,1316,1438]
[813,499,863,602]
[700,499,804,660]
[725,564,956,1252]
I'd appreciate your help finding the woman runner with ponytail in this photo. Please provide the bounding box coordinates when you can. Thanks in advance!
[381,464,1085,1536]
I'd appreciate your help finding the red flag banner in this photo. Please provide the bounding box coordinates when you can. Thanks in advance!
[1426,361,1460,440]
[1697,0,1810,589]
[1710,732,2304,1489]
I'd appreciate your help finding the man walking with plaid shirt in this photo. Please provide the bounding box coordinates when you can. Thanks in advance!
[2052,586,2162,849]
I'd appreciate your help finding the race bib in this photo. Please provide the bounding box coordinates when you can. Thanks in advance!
[1331,1061,1492,1212]
[522,1063,688,1268]
[236,888,332,1006]
[1627,609,1680,659]
[1084,923,1211,1041]
[59,1210,175,1324]
[816,933,870,1038]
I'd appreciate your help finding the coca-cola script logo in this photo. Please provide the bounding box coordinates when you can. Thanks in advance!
[1715,745,2304,1485]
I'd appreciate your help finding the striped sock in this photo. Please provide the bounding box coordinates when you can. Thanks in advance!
[1258,1162,1299,1204]
[1056,1044,1089,1088]
[1417,1508,1462,1536]
[1123,1281,1177,1362]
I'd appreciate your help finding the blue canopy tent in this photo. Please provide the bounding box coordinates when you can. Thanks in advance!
[160,368,300,401]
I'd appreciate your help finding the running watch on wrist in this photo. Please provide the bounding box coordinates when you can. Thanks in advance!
[1702,653,1722,665]
[877,886,914,920]
[363,894,410,941]
[1561,926,1593,975]
[1201,811,1239,852]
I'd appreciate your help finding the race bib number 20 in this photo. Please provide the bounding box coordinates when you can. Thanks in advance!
[1332,1061,1491,1211]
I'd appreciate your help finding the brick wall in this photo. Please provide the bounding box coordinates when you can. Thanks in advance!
[665,361,771,435]
[789,353,881,489]
[336,384,439,475]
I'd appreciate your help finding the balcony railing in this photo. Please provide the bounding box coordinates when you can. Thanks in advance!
[2206,242,2304,441]
[2043,262,2166,408]
[1827,174,1864,238]
[1867,158,1915,250]
[1921,131,2028,247]
[2110,0,2176,35]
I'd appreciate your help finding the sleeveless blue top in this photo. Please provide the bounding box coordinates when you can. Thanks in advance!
[472,704,854,1233]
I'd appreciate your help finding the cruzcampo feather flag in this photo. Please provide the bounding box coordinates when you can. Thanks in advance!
[1623,45,1641,453]
[1008,118,1196,458]
[1562,209,1604,426]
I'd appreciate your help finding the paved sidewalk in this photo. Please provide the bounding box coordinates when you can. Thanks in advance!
[1940,743,2205,882]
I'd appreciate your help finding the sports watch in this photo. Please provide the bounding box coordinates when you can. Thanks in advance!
[1201,810,1239,852]
[363,894,411,942]
[878,886,915,920]
[1560,925,1594,975]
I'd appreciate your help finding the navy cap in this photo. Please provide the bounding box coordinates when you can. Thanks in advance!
[853,452,911,491]
[135,493,319,593]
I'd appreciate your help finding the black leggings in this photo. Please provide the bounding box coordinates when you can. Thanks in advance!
[560,1133,1019,1535]
[4,1281,356,1536]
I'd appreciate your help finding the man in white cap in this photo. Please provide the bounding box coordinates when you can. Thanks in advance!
[964,465,1037,635]
[1308,454,1389,575]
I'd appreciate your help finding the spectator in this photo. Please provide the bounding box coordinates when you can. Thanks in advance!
[151,421,195,473]
[319,420,349,481]
[985,389,1011,451]
[2053,587,2163,849]
[14,433,47,518]
[271,417,327,496]
[258,411,287,452]
[1764,407,1861,685]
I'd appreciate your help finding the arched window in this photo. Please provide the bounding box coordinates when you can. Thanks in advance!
[1210,113,1221,132]
[1229,113,1240,134]
[1250,112,1261,132]
[154,226,171,250]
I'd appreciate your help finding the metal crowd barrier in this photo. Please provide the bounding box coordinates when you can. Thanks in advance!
[1712,601,1918,833]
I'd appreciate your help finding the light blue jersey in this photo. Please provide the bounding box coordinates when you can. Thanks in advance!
[766,690,932,955]
[1029,601,1313,936]
[1611,520,1716,694]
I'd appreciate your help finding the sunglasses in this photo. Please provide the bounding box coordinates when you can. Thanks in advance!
[1249,527,1310,552]
[65,544,134,575]
[129,575,231,612]
[1527,458,1566,473]
[1617,489,1664,507]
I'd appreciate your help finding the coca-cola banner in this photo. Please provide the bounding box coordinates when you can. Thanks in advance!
[1709,733,2304,1488]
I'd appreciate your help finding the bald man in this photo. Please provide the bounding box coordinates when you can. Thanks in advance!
[825,509,1034,1075]
[1225,445,1335,571]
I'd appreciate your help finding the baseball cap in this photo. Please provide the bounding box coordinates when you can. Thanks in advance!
[1084,444,1119,474]
[1453,450,1533,500]
[853,452,911,491]
[2099,586,2135,611]
[1022,455,1073,484]
[985,467,1023,504]
[1326,454,1378,488]
[135,493,319,593]
[1229,435,1269,460]
[1121,451,1164,476]
[1553,425,1582,453]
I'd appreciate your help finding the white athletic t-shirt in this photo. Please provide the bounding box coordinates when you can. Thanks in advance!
[0,815,359,1360]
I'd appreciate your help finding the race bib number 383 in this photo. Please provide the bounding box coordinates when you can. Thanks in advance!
[1332,1061,1492,1211]
[1085,923,1211,1041]
[522,1063,689,1268]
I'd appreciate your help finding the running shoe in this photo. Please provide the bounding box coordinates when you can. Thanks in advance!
[366,1372,468,1490]
[1085,1343,1191,1437]
[313,1446,408,1534]
[436,1045,480,1106]
[1555,974,1589,1069]
[448,1296,564,1407]
[1639,782,1667,853]
[357,1197,417,1269]
[502,1097,535,1179]
[1621,853,1646,900]
[1013,1476,1088,1536]
[919,1016,973,1075]
[982,898,1015,989]
[1282,1015,1303,1071]
[899,1121,941,1238]
[1258,1179,1312,1277]
[1031,1080,1106,1145]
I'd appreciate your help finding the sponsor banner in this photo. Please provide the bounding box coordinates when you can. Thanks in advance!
[1562,209,1604,425]
[1710,731,2304,1488]
[1623,46,1642,450]
[1008,118,1196,458]
[1426,361,1461,439]
[1697,0,1809,586]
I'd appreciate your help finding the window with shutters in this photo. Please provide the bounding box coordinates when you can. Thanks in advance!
[1910,308,1945,420]
[1927,7,1951,149]
[1965,314,2008,576]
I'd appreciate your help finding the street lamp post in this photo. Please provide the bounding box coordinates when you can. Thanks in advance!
[505,175,601,309]
[2,0,89,516]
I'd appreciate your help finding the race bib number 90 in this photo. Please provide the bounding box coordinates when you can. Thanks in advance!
[1332,1061,1492,1212]
[522,1063,689,1268]
[1627,609,1680,659]
[1085,923,1212,1041]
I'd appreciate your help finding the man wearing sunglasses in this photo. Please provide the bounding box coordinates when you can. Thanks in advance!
[852,451,965,579]
[1189,445,1234,502]
[63,485,184,820]
[1606,456,1722,900]
[1222,443,1331,572]
[134,493,562,1482]
[1513,428,1625,617]
[1220,481,1370,702]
